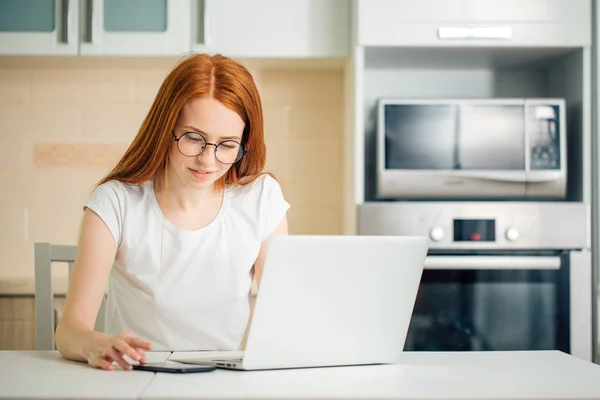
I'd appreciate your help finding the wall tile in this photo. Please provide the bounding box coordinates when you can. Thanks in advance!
[263,105,291,141]
[80,168,114,203]
[0,137,33,172]
[261,70,343,107]
[27,207,81,246]
[0,104,29,139]
[29,103,84,141]
[0,209,28,241]
[34,144,127,167]
[285,175,343,208]
[136,68,170,104]
[31,69,136,104]
[0,70,30,103]
[0,171,82,208]
[0,242,34,278]
[289,106,343,140]
[287,206,343,235]
[288,140,343,176]
[82,104,147,143]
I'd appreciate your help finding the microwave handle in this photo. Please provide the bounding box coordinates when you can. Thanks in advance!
[456,171,563,183]
[424,256,561,270]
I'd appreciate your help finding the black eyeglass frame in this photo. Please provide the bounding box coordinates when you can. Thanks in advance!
[172,131,248,165]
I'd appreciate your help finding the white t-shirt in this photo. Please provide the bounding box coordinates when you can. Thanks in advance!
[84,174,290,351]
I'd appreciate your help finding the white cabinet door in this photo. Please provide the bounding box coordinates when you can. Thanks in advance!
[357,0,590,47]
[0,0,79,55]
[197,0,349,58]
[79,0,191,56]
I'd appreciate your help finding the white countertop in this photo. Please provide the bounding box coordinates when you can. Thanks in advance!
[1,350,600,400]
[0,351,171,399]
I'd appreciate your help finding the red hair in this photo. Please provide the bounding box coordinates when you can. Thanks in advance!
[98,53,266,189]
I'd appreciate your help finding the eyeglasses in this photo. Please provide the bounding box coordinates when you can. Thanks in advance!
[172,131,247,164]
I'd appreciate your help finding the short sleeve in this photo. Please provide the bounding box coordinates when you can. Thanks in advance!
[83,180,125,248]
[260,175,290,241]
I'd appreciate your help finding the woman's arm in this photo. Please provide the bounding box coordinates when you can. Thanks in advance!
[55,209,151,370]
[252,215,289,287]
[241,215,288,350]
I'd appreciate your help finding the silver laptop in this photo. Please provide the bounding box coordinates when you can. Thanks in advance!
[173,235,428,371]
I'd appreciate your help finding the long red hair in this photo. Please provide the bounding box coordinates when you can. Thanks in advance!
[98,53,266,189]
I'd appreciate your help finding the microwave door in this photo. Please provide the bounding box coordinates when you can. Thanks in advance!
[458,105,525,172]
[383,104,458,170]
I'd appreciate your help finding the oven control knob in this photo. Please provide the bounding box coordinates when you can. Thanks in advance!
[505,227,520,242]
[429,227,444,242]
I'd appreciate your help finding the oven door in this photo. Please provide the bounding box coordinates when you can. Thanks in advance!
[404,253,571,353]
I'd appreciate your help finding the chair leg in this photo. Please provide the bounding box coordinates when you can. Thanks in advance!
[34,243,54,350]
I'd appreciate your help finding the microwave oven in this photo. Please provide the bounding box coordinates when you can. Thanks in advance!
[376,98,566,199]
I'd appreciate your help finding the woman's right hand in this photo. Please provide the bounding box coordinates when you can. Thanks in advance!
[84,331,153,371]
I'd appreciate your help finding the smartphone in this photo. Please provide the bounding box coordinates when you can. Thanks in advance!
[132,361,216,374]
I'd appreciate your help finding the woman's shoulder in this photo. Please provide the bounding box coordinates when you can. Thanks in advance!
[228,174,281,199]
[89,179,153,204]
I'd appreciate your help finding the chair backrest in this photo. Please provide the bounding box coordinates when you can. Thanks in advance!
[34,243,106,350]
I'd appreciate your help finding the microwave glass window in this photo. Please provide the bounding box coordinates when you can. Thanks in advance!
[528,105,560,170]
[384,105,457,170]
[459,105,525,170]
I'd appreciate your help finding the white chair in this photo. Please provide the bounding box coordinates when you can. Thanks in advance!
[34,243,106,350]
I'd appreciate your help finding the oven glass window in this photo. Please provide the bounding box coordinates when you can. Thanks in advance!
[404,269,569,352]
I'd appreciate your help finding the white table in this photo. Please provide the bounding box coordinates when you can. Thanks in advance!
[1,350,600,399]
[0,350,171,399]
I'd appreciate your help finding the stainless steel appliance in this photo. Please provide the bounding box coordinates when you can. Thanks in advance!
[358,202,594,361]
[377,98,566,199]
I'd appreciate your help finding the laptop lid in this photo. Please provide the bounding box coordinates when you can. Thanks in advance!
[242,235,428,370]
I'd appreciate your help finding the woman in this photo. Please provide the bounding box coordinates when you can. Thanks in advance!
[55,53,290,371]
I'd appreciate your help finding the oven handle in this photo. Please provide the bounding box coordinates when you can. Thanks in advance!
[424,256,561,270]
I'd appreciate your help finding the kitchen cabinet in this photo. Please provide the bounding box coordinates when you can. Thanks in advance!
[356,0,591,47]
[195,0,350,58]
[0,0,191,56]
[0,0,349,58]
[80,0,190,56]
[0,0,79,55]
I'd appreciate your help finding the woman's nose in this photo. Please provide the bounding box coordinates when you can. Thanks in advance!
[198,143,218,163]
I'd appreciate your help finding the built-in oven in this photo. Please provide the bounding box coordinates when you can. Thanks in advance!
[358,202,594,361]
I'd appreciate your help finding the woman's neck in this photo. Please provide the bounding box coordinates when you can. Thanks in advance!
[155,169,222,214]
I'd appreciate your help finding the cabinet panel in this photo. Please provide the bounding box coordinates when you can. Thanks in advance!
[79,0,191,56]
[467,0,561,21]
[201,0,349,57]
[0,0,55,32]
[357,0,591,47]
[0,296,66,350]
[103,0,167,32]
[0,0,78,55]
[358,0,466,24]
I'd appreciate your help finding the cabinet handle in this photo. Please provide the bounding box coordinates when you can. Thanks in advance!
[85,0,95,43]
[424,256,560,270]
[60,0,71,44]
[438,26,512,40]
[198,0,209,45]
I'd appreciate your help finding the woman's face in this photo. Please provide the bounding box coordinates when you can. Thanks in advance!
[169,97,245,190]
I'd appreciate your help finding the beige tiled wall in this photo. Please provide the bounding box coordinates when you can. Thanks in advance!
[0,57,345,281]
